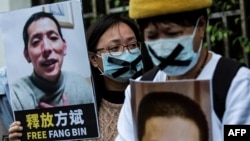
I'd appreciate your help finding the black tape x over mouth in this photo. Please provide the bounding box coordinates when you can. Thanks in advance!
[107,55,142,78]
[148,44,191,70]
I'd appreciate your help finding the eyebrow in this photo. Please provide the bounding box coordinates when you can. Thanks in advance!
[109,36,137,44]
[29,30,60,41]
[126,36,137,42]
[46,30,60,37]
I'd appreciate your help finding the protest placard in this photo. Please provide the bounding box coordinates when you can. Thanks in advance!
[131,79,212,141]
[0,1,99,140]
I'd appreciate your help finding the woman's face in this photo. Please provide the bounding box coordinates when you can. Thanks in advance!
[91,22,138,70]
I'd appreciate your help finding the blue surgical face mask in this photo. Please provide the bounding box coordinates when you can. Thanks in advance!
[97,48,143,82]
[145,19,202,76]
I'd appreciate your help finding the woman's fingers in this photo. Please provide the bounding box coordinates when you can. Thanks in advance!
[8,121,23,141]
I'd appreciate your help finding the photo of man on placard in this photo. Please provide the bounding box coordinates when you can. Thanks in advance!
[130,79,212,141]
[137,92,209,141]
[11,11,93,110]
[0,1,99,140]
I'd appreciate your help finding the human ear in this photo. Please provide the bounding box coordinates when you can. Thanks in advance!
[88,52,99,68]
[63,41,67,55]
[23,49,31,63]
[198,16,207,39]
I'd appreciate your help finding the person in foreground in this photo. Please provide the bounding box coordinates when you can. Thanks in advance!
[116,0,250,141]
[137,92,209,141]
[86,14,144,141]
[0,66,14,139]
[8,11,94,140]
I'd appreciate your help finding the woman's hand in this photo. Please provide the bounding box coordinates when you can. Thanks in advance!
[8,121,23,141]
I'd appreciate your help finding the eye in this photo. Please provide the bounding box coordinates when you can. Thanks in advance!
[49,33,59,41]
[108,45,121,52]
[145,33,158,40]
[128,43,138,49]
[30,38,40,47]
[166,32,181,38]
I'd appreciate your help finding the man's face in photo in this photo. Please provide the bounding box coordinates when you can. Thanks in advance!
[142,116,200,141]
[24,17,67,82]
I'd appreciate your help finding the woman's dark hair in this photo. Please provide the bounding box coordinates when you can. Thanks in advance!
[23,12,64,50]
[137,92,209,141]
[137,8,208,35]
[87,14,153,108]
